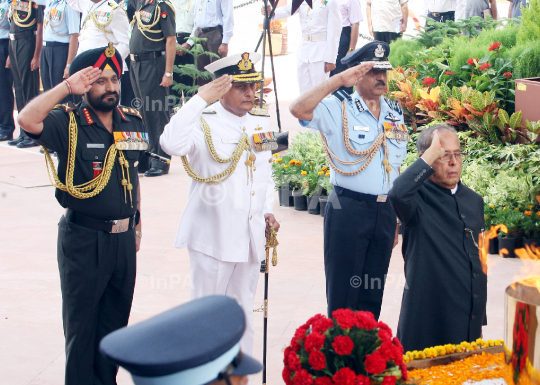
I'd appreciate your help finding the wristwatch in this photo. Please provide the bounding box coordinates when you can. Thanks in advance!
[136,230,142,238]
[165,72,173,77]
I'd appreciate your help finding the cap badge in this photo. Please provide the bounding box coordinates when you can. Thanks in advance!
[105,42,116,58]
[374,44,385,58]
[237,52,253,71]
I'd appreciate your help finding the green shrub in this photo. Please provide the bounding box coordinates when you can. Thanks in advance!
[461,161,495,197]
[517,0,540,43]
[508,40,540,79]
[389,38,426,68]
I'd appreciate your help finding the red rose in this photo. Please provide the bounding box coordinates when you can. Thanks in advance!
[488,41,502,51]
[392,337,403,353]
[479,62,492,71]
[309,351,327,371]
[382,376,396,385]
[332,309,356,329]
[356,375,371,385]
[378,340,394,360]
[467,58,478,66]
[283,367,293,385]
[378,328,392,343]
[332,335,354,355]
[314,377,333,385]
[292,325,309,351]
[422,77,436,86]
[313,317,335,334]
[504,71,512,79]
[306,314,326,327]
[284,346,293,365]
[332,367,356,385]
[391,345,404,364]
[288,351,302,372]
[355,311,377,330]
[294,369,314,385]
[364,351,387,375]
[305,332,326,352]
[399,363,408,381]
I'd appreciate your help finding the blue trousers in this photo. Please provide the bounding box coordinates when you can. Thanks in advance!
[0,39,15,137]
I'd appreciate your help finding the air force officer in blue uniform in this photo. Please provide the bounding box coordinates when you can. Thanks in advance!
[290,41,408,320]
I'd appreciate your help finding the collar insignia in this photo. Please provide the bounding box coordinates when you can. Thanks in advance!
[385,112,400,122]
[83,108,94,124]
[374,44,385,58]
[237,52,253,71]
[355,99,365,113]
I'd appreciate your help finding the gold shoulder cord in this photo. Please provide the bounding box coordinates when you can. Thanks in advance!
[43,111,134,206]
[320,99,392,183]
[13,0,37,28]
[45,5,68,36]
[134,3,163,41]
[180,116,255,185]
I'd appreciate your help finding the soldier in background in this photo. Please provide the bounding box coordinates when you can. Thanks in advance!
[128,0,176,176]
[0,0,15,142]
[7,0,44,148]
[171,0,195,103]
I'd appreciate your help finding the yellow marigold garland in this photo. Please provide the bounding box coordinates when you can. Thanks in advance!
[403,339,504,363]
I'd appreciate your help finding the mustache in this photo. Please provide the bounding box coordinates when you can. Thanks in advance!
[101,92,119,100]
[376,80,386,87]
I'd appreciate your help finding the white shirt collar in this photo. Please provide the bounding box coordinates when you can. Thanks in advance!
[451,184,459,195]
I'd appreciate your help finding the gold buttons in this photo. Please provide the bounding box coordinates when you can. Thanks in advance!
[249,215,253,220]
[253,167,257,171]
[252,191,255,196]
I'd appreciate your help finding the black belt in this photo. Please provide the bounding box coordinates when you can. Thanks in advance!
[43,41,69,47]
[130,51,164,62]
[65,209,139,233]
[334,186,388,203]
[200,25,222,33]
[9,30,36,40]
[176,32,191,38]
[428,10,454,17]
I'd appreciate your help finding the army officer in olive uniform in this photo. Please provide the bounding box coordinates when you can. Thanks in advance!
[129,0,176,176]
[18,45,144,385]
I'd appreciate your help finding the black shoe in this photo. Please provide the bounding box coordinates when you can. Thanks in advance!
[39,147,54,154]
[144,168,169,177]
[17,138,39,148]
[7,135,24,146]
[138,168,150,174]
[0,133,13,141]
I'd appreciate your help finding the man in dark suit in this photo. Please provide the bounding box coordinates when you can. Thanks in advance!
[389,124,486,352]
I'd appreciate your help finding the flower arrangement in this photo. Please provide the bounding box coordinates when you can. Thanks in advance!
[403,338,503,363]
[283,310,407,385]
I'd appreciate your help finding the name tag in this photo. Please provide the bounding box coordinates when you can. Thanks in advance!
[221,139,238,144]
[87,143,105,148]
[353,126,369,131]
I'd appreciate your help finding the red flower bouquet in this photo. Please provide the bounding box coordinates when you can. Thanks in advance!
[283,311,407,385]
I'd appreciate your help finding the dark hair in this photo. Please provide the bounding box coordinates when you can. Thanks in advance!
[416,124,458,154]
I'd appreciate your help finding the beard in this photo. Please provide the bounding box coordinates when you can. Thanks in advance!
[86,91,119,112]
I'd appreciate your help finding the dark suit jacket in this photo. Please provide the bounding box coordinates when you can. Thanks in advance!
[388,159,486,352]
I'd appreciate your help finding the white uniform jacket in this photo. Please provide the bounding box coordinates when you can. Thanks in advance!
[273,0,341,64]
[67,0,130,69]
[160,95,275,263]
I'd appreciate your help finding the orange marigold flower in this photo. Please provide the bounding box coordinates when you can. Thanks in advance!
[301,171,307,176]
[325,171,330,176]
[296,161,302,166]
[322,167,328,172]
[302,182,309,187]
[525,210,532,217]
[284,165,289,169]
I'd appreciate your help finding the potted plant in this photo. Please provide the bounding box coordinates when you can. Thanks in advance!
[520,208,540,249]
[259,20,284,56]
[495,208,522,258]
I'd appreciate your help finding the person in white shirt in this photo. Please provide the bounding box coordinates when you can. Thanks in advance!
[330,0,362,94]
[366,0,408,44]
[425,0,456,23]
[172,0,195,101]
[455,0,497,21]
[160,52,280,355]
[178,0,233,86]
[263,0,341,94]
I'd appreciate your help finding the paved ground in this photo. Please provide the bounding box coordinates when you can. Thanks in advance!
[0,0,523,384]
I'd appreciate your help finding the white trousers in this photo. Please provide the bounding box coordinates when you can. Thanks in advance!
[189,248,261,355]
[297,60,330,94]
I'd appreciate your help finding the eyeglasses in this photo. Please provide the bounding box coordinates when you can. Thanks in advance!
[439,151,466,162]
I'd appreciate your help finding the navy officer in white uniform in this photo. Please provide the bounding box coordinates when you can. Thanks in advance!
[290,41,407,320]
[100,295,263,385]
[160,52,279,357]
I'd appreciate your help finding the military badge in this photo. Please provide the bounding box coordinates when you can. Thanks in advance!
[114,131,149,151]
[93,162,103,178]
[237,52,253,72]
[383,122,410,142]
[160,11,166,18]
[374,44,385,58]
[140,10,152,22]
[385,112,400,122]
[355,99,365,113]
[253,132,278,152]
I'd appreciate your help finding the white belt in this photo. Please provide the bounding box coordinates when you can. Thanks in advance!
[302,33,326,42]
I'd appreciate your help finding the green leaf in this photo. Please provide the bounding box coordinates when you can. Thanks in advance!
[471,92,484,111]
[452,86,462,100]
[509,111,523,129]
[439,83,451,103]
[483,112,493,128]
[499,109,510,125]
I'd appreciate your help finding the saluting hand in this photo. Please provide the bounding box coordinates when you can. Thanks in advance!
[66,67,102,95]
[420,130,447,166]
[197,75,233,104]
[339,61,375,88]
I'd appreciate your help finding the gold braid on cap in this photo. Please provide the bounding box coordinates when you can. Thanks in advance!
[233,72,263,83]
[320,100,392,184]
[180,117,255,184]
[43,110,134,207]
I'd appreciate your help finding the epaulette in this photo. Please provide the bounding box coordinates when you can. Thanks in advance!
[108,0,119,9]
[119,106,143,119]
[384,97,402,115]
[332,89,351,102]
[202,107,217,114]
[248,106,270,117]
[53,102,75,112]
